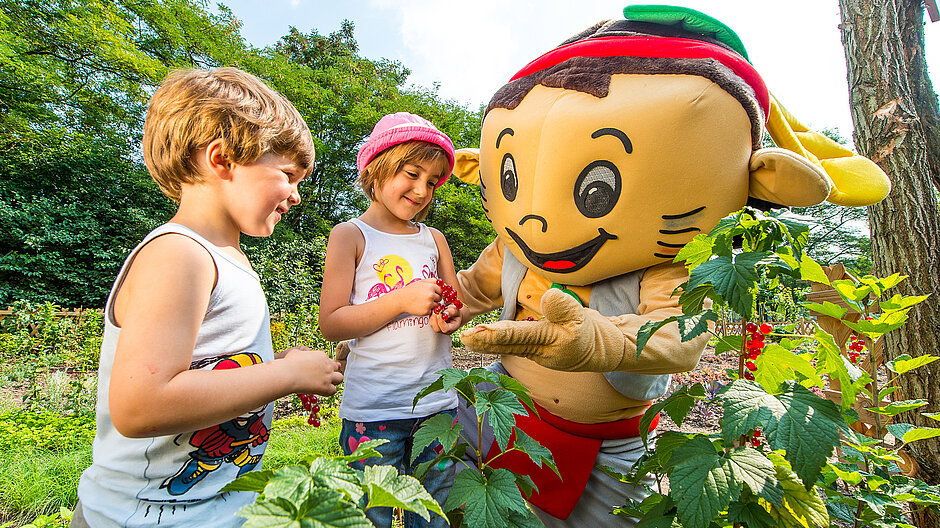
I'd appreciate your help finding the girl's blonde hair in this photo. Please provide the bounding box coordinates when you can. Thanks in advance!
[142,67,314,202]
[357,140,449,221]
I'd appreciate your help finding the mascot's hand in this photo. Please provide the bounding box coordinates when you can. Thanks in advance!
[460,288,625,371]
[334,340,350,374]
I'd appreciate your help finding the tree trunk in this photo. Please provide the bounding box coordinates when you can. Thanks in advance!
[839,0,940,525]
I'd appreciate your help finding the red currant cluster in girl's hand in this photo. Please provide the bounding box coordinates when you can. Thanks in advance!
[298,393,321,427]
[432,279,463,322]
[742,322,772,380]
[847,333,866,364]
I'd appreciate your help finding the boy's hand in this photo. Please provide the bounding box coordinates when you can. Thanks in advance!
[394,278,442,316]
[280,346,344,395]
[431,305,463,334]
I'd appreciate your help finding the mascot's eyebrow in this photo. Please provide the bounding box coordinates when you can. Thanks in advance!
[496,128,514,149]
[591,128,633,154]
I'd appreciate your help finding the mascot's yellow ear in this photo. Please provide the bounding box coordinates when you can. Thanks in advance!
[454,148,481,185]
[766,95,892,206]
[748,148,832,206]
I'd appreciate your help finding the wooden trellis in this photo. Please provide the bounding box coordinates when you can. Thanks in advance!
[0,306,102,338]
[805,264,916,476]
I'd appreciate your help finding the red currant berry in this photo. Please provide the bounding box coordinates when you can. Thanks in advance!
[753,429,761,438]
[759,323,772,335]
[308,416,321,427]
[746,361,757,372]
[745,322,758,333]
[744,371,755,381]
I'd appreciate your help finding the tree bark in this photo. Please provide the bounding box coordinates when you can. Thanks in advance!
[839,0,940,525]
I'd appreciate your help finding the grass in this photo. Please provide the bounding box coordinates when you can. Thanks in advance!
[0,411,342,527]
[0,444,90,526]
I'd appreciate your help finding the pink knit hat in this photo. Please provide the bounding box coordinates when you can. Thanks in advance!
[356,112,456,187]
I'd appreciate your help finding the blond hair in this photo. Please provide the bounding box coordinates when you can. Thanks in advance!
[142,67,314,202]
[357,140,449,222]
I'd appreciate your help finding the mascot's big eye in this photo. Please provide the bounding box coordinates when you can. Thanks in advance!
[500,153,518,201]
[574,161,621,218]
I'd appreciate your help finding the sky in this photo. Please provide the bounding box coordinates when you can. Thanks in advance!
[218,0,940,141]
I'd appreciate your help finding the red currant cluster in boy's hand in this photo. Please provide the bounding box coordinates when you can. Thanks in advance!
[432,279,462,322]
[742,322,772,380]
[298,393,320,427]
[847,333,866,364]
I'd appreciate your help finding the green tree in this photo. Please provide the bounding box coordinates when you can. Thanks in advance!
[0,134,174,306]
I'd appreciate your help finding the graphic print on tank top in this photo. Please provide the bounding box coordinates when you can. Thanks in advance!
[366,254,438,300]
[160,352,269,496]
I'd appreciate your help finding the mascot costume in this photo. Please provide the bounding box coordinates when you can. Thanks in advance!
[451,5,891,526]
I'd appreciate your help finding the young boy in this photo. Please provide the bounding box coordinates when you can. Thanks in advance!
[72,67,344,528]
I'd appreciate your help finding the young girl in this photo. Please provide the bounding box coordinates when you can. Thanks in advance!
[318,112,462,528]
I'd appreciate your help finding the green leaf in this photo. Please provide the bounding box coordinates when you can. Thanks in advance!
[640,383,706,443]
[264,465,321,504]
[222,469,274,493]
[678,282,719,314]
[476,389,527,450]
[829,463,863,485]
[755,345,824,392]
[411,413,462,464]
[674,234,715,269]
[887,354,940,375]
[445,468,529,527]
[688,254,760,319]
[887,423,940,444]
[866,399,928,416]
[880,293,929,311]
[843,310,911,340]
[669,437,736,528]
[714,335,743,355]
[496,374,537,413]
[813,325,861,411]
[798,254,830,285]
[804,301,847,320]
[677,311,717,343]
[362,465,444,521]
[237,489,371,528]
[725,447,784,506]
[307,459,364,504]
[720,380,842,487]
[727,500,777,528]
[766,461,829,528]
[637,317,678,357]
[922,412,940,423]
[331,439,388,464]
[510,429,558,476]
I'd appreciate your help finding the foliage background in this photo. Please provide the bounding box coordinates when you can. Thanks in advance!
[0,0,493,308]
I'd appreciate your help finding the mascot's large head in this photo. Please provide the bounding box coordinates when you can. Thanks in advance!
[454,5,890,286]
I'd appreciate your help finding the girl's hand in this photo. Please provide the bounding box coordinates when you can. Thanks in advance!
[393,278,442,316]
[279,346,344,395]
[431,304,463,334]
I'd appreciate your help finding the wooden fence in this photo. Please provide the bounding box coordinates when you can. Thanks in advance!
[0,306,103,338]
[715,319,816,337]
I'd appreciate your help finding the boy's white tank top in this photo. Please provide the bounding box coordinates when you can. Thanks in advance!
[77,223,274,527]
[339,219,457,422]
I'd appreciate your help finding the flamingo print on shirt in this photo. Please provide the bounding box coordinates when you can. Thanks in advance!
[366,255,438,300]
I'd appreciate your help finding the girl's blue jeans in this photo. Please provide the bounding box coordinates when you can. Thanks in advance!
[340,409,456,528]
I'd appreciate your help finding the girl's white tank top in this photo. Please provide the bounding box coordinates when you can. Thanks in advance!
[339,219,457,422]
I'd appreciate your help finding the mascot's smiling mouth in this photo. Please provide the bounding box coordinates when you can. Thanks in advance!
[505,228,617,273]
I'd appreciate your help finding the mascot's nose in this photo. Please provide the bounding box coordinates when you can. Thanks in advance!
[519,214,548,233]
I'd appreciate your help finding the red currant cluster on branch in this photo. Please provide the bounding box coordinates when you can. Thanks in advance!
[433,279,462,322]
[750,428,762,447]
[847,333,866,364]
[742,322,772,380]
[298,393,321,427]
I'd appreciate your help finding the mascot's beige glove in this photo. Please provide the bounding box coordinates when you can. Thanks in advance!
[460,288,626,371]
[334,340,350,374]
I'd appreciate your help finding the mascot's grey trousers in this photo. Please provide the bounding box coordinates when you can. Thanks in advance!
[456,362,656,527]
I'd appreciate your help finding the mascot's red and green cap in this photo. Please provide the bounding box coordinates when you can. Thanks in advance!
[489,5,770,147]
